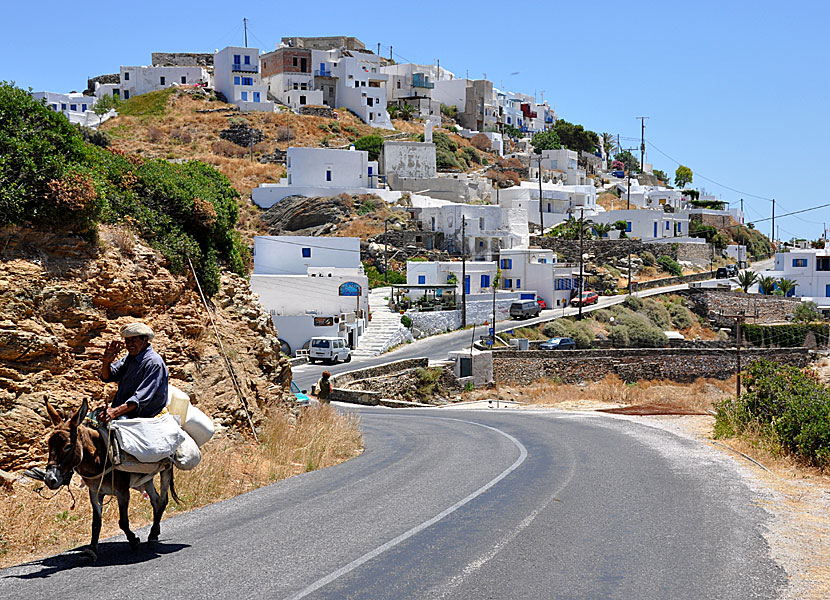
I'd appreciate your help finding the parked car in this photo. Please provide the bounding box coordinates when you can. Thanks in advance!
[308,337,352,364]
[536,298,547,310]
[611,170,625,178]
[290,381,312,407]
[509,299,541,319]
[571,291,599,307]
[539,337,576,350]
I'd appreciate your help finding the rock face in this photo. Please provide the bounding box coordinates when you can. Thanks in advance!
[260,194,354,236]
[0,226,292,471]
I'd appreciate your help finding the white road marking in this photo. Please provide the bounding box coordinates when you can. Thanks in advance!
[285,417,528,600]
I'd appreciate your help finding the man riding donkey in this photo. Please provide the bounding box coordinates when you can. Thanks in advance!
[37,322,211,561]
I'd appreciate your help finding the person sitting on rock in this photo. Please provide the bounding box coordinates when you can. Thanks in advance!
[100,322,169,422]
[317,371,332,403]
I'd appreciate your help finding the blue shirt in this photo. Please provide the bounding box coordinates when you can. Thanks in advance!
[103,345,169,418]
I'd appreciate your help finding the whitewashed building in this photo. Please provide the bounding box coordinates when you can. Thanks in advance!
[213,46,274,112]
[497,248,577,308]
[759,249,830,304]
[252,147,380,208]
[591,209,690,240]
[495,182,599,231]
[31,91,106,127]
[380,62,442,120]
[410,196,529,261]
[250,236,368,355]
[260,46,324,111]
[119,65,210,100]
[380,140,436,179]
[532,148,587,185]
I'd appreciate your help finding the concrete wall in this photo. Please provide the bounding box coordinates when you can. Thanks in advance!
[493,348,811,385]
[253,236,361,273]
[380,141,436,178]
[407,293,528,338]
[332,358,429,386]
[120,65,208,98]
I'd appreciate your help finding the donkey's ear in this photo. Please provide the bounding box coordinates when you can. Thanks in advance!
[69,399,89,429]
[45,400,64,426]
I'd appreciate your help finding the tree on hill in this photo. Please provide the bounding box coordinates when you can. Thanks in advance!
[0,82,245,295]
[553,120,599,153]
[614,150,640,173]
[354,135,384,161]
[675,165,693,188]
[600,132,616,157]
[530,129,561,154]
[737,270,758,292]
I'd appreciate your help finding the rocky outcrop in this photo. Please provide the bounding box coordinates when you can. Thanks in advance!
[0,226,292,471]
[260,194,355,236]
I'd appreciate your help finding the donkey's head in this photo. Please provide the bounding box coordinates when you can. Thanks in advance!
[43,399,88,490]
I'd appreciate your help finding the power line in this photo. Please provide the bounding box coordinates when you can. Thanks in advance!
[748,202,830,224]
[645,138,774,203]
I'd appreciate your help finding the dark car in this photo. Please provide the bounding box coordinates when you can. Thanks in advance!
[571,291,599,307]
[717,264,739,278]
[509,300,541,319]
[539,337,576,350]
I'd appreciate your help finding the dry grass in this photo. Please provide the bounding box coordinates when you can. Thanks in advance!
[463,375,735,413]
[0,404,362,568]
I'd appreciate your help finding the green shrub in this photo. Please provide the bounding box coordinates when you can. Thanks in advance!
[643,298,672,330]
[793,301,821,323]
[542,320,571,339]
[622,295,643,311]
[657,255,682,277]
[640,251,655,267]
[354,135,384,161]
[460,146,481,165]
[667,302,695,329]
[715,360,830,466]
[357,199,377,215]
[612,310,667,347]
[742,323,830,348]
[436,148,462,170]
[540,318,593,348]
[400,314,412,328]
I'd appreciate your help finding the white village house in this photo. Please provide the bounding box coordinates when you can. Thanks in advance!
[119,65,210,100]
[249,236,368,356]
[213,46,274,112]
[762,248,830,306]
[497,248,578,308]
[31,91,110,128]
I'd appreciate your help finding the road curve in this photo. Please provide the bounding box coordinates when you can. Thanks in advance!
[1,407,785,599]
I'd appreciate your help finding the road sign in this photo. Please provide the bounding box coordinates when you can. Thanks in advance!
[488,327,494,336]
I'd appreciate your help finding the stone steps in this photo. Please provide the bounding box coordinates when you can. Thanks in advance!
[354,286,413,357]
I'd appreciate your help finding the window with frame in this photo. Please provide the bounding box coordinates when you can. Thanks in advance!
[70,104,76,111]
[793,259,807,267]
[61,103,66,110]
[160,76,165,85]
[504,279,513,288]
[481,274,490,288]
[244,55,250,65]
[234,76,240,85]
[817,257,830,271]
[626,222,632,232]
[418,275,426,284]
[124,71,130,80]
[233,54,241,64]
[516,279,521,289]
[500,258,513,269]
[326,169,332,182]
[181,76,187,84]
[302,248,311,258]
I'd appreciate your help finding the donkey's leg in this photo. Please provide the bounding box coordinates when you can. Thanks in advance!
[116,485,140,551]
[147,468,171,544]
[86,488,104,561]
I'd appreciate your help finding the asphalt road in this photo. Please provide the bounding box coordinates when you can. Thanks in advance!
[1,406,785,599]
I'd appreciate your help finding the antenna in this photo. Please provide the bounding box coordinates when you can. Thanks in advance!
[243,17,248,48]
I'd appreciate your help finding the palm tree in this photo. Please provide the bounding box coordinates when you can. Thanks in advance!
[399,103,415,121]
[777,278,797,297]
[592,222,612,238]
[736,270,758,292]
[388,105,401,119]
[757,274,777,295]
[600,132,616,158]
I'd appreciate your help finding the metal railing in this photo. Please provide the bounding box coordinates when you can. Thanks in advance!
[314,69,333,77]
[232,63,258,73]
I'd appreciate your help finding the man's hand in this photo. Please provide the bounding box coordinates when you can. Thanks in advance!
[101,402,135,423]
[103,340,122,364]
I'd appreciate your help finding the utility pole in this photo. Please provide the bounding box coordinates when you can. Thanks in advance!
[243,18,248,48]
[377,42,381,55]
[627,171,632,210]
[637,116,649,169]
[384,219,389,283]
[740,198,744,224]
[461,215,467,328]
[722,309,753,398]
[578,208,585,320]
[771,198,776,248]
[538,156,544,235]
[390,46,393,61]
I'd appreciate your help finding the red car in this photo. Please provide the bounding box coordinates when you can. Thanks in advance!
[571,291,599,307]
[536,298,547,310]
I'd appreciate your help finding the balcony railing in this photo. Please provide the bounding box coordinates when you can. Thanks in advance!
[232,63,258,73]
[314,69,333,77]
[412,73,434,89]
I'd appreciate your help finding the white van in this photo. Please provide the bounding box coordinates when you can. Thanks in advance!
[309,337,352,364]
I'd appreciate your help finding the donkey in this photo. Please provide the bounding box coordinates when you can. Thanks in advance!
[43,399,179,561]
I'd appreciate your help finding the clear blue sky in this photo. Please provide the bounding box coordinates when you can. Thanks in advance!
[3,0,828,241]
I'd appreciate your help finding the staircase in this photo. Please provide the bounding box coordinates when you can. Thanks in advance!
[353,286,413,357]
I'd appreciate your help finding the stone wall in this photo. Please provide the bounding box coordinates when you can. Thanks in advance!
[151,52,214,67]
[633,270,714,292]
[331,357,429,387]
[678,289,799,326]
[493,348,811,386]
[372,230,445,252]
[407,295,522,338]
[300,105,337,118]
[85,74,119,95]
[337,365,460,404]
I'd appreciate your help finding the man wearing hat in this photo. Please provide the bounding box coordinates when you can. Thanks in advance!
[100,322,169,423]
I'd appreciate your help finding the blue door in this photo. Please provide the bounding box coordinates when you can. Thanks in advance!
[253,92,260,102]
[654,222,658,237]
[464,275,470,295]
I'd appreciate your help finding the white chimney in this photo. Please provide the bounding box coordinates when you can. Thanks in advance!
[425,120,433,144]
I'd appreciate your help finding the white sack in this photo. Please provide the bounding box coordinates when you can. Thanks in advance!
[183,404,215,447]
[173,431,202,470]
[111,413,185,463]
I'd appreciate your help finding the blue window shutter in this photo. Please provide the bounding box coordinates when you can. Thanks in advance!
[626,222,632,232]
[418,275,425,284]
[302,247,311,258]
[234,76,240,85]
[517,279,521,289]
[481,274,489,288]
[234,54,240,64]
